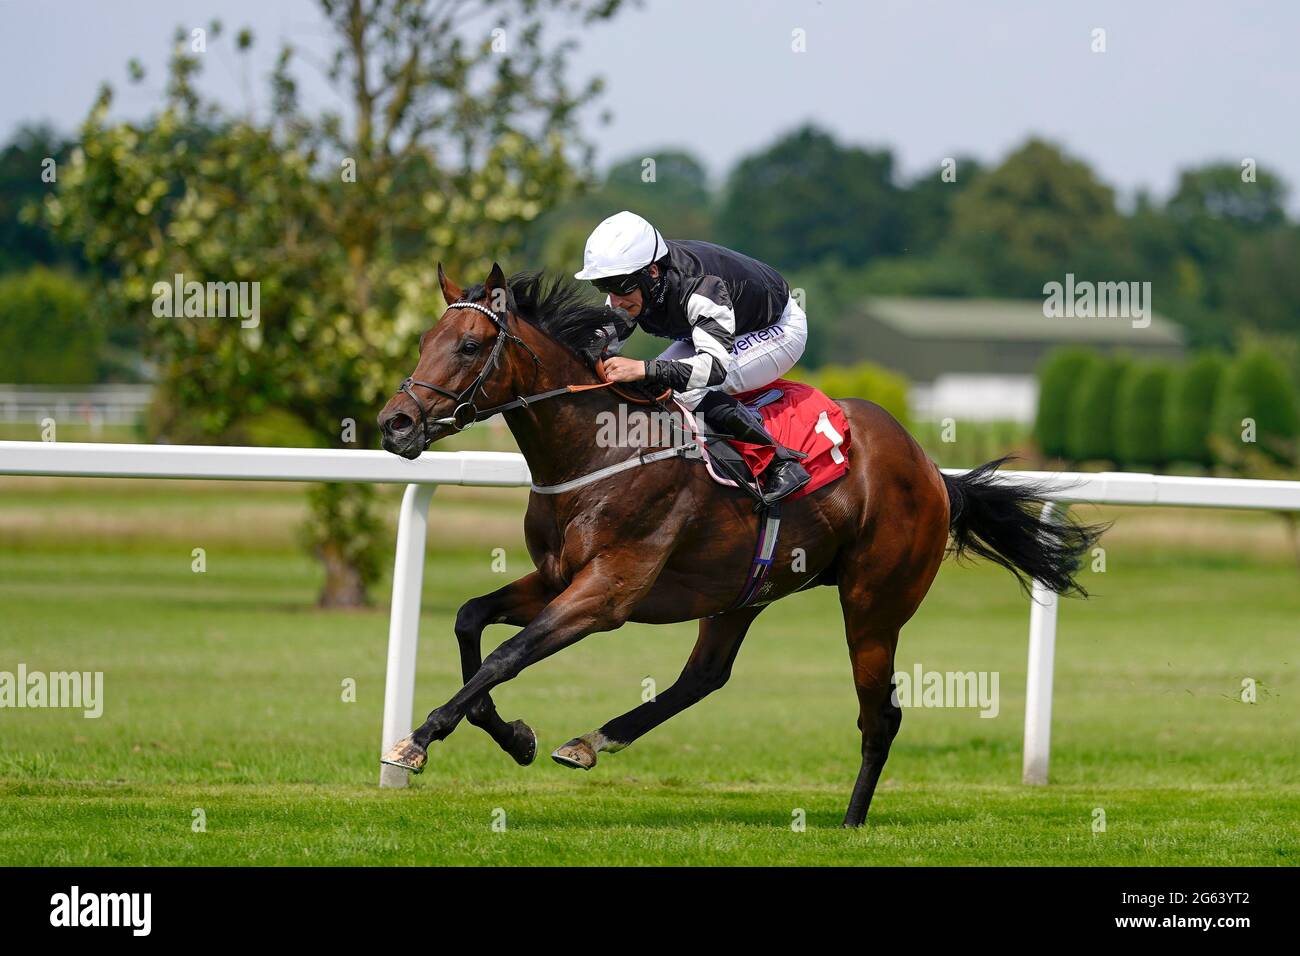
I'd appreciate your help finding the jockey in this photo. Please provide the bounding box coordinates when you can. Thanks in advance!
[575,210,811,504]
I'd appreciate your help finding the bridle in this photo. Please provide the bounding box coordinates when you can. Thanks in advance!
[397,300,541,436]
[395,299,667,445]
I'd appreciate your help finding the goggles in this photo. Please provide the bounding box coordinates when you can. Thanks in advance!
[590,272,642,296]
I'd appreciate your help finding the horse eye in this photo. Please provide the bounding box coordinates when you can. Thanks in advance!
[460,340,480,355]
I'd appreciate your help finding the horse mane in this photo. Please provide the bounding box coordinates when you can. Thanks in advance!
[459,271,613,369]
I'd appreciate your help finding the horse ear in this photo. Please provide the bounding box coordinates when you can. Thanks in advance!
[437,262,462,305]
[484,263,509,313]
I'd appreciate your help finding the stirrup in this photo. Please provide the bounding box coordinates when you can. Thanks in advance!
[756,461,811,509]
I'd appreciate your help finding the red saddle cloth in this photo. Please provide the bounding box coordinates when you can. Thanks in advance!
[728,379,851,500]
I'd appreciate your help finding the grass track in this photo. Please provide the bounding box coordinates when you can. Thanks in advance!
[0,480,1297,865]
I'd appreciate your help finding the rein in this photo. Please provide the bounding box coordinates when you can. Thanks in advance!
[397,300,667,440]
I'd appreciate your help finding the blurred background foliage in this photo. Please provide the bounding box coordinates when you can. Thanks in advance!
[9,0,626,605]
[9,123,1298,393]
[0,267,95,384]
[1034,343,1298,475]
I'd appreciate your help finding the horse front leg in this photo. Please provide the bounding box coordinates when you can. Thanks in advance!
[454,571,556,765]
[382,559,653,775]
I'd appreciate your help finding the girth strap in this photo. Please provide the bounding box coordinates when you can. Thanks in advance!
[731,504,783,610]
[530,442,700,495]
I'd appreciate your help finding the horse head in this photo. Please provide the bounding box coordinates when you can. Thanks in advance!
[378,262,543,459]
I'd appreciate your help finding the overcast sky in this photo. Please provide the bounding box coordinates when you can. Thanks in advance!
[3,0,1297,208]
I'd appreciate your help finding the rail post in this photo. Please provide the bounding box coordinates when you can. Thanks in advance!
[379,482,436,788]
[1022,501,1062,785]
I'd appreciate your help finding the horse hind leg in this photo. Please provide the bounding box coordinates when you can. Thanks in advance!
[840,616,903,828]
[552,605,764,770]
[836,539,942,826]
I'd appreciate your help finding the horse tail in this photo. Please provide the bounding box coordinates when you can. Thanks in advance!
[940,457,1107,597]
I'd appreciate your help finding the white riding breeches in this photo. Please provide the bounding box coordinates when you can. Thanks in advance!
[658,295,808,410]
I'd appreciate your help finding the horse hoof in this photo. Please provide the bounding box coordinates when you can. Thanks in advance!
[380,735,427,774]
[507,720,538,767]
[550,737,597,771]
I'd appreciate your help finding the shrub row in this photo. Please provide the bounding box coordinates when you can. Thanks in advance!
[1036,346,1299,468]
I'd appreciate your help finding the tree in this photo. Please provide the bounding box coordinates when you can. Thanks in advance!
[1167,163,1288,233]
[600,151,712,226]
[520,148,715,276]
[1212,347,1299,467]
[45,0,625,606]
[5,125,147,382]
[855,252,984,298]
[949,138,1122,296]
[1164,351,1226,468]
[1035,347,1100,461]
[1161,163,1290,330]
[1,125,83,275]
[898,155,984,254]
[1067,354,1129,465]
[0,268,96,384]
[1221,225,1300,338]
[1114,362,1172,470]
[716,125,904,271]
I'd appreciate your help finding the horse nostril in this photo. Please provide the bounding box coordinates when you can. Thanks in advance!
[385,412,414,435]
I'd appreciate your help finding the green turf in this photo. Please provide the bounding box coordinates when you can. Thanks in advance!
[0,481,1297,865]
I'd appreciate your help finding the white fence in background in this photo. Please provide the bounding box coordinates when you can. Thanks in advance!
[0,384,154,428]
[910,373,1039,424]
[0,440,528,791]
[2,440,1297,788]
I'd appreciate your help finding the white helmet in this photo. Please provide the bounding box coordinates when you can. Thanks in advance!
[574,210,665,281]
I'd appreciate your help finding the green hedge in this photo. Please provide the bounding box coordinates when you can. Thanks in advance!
[1035,347,1101,459]
[0,267,96,384]
[1212,347,1300,465]
[1067,354,1129,464]
[1164,351,1226,467]
[791,361,911,429]
[1114,362,1172,469]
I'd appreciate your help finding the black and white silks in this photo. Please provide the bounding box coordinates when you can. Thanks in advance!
[605,239,791,393]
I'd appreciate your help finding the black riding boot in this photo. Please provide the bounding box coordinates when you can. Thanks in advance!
[697,391,812,505]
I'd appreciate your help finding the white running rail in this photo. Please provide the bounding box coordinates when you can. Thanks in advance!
[2,440,1297,787]
[938,468,1300,783]
[0,440,528,790]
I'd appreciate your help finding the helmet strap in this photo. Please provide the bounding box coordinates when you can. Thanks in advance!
[637,231,667,313]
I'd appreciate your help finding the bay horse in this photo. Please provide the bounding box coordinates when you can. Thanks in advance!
[376,263,1100,827]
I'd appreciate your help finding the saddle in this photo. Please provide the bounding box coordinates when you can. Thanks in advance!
[677,380,852,610]
[677,379,852,504]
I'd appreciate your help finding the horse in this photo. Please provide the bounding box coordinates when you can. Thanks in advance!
[375,263,1101,827]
